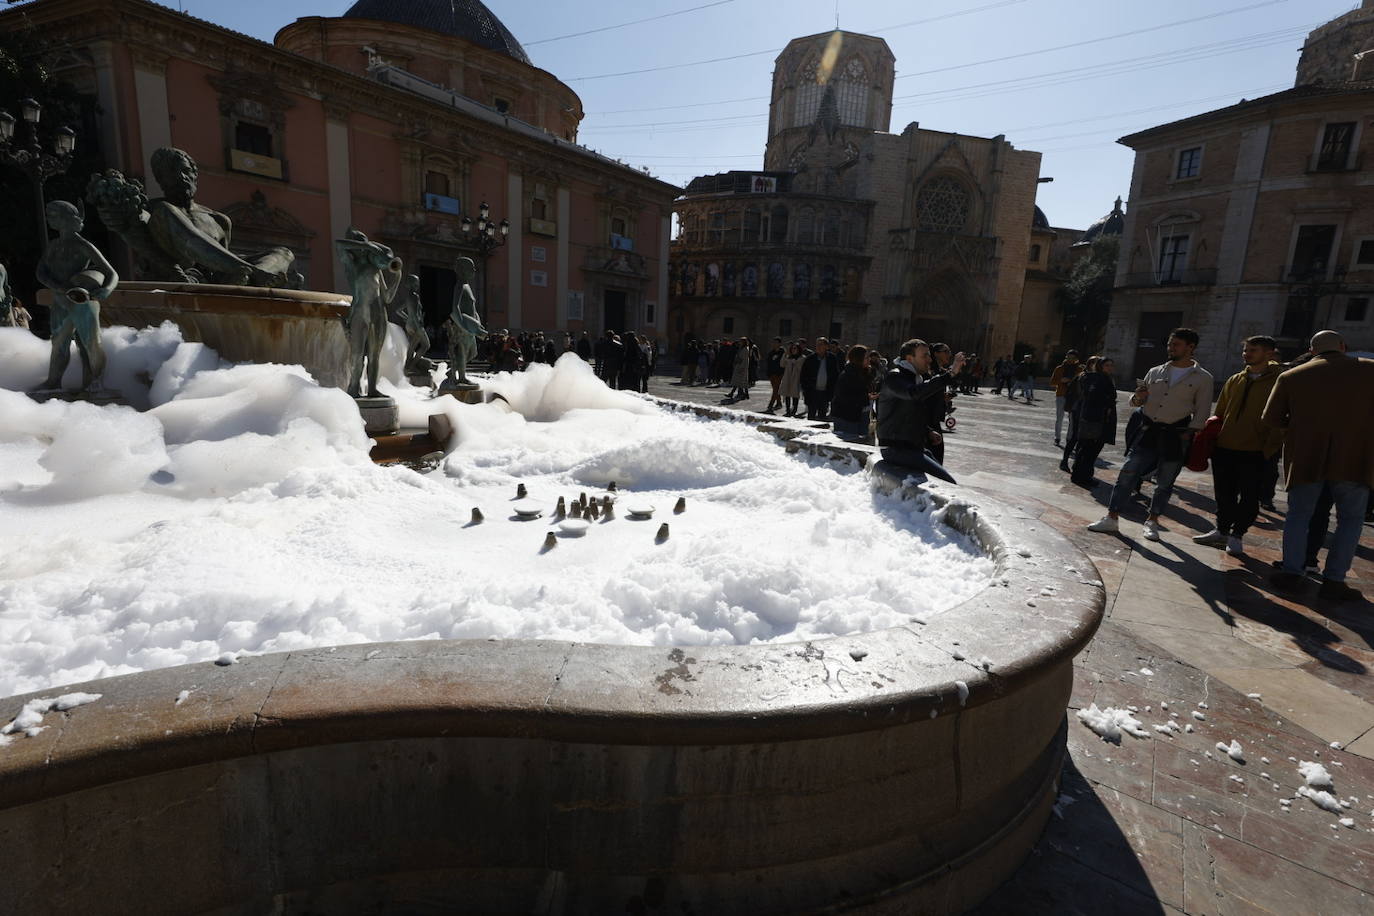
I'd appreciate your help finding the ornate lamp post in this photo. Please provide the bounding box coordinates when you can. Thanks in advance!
[1283,262,1347,342]
[461,201,509,323]
[0,99,77,251]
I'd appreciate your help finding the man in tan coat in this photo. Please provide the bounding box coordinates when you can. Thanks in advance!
[1263,330,1374,600]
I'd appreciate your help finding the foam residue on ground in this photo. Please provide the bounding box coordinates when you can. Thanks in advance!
[0,335,993,697]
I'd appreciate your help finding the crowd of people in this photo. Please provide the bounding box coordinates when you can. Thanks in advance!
[467,328,659,393]
[1074,326,1374,603]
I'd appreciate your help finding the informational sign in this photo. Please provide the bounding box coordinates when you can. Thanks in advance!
[750,175,777,193]
[530,246,546,263]
[530,270,548,287]
[609,233,634,251]
[568,291,584,320]
[423,193,461,215]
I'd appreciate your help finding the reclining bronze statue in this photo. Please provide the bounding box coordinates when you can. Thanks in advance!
[86,147,301,288]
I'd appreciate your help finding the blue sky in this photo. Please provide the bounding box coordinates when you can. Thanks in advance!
[202,0,1344,230]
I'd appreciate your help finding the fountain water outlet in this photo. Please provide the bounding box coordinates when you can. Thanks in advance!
[674,497,687,514]
[470,507,483,524]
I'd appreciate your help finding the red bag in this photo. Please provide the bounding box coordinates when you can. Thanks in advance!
[1186,415,1223,472]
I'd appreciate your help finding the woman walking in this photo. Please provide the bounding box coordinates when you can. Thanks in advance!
[728,336,753,400]
[831,345,874,441]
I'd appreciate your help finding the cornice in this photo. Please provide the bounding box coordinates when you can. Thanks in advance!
[5,0,677,200]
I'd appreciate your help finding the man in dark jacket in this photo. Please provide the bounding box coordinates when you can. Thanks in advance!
[576,331,593,362]
[877,338,964,482]
[595,330,624,385]
[800,337,842,420]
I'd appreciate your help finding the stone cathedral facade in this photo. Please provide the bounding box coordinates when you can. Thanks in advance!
[670,30,1046,359]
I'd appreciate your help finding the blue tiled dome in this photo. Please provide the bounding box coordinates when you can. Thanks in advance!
[343,0,531,64]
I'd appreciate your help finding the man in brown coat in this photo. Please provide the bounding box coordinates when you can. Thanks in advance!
[1262,330,1374,600]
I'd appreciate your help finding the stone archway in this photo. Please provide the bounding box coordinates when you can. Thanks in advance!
[911,269,983,352]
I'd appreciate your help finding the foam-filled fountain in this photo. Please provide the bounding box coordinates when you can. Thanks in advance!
[0,328,1105,913]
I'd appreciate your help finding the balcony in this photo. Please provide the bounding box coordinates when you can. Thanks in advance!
[1121,268,1217,288]
[1308,152,1363,173]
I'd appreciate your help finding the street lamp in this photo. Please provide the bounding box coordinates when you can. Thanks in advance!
[0,98,78,251]
[1283,263,1347,342]
[461,200,510,322]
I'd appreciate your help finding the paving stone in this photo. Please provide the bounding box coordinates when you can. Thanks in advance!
[1122,621,1293,672]
[1209,667,1374,748]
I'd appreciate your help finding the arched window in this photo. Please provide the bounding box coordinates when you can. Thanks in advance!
[797,208,815,245]
[705,263,720,296]
[743,208,761,242]
[766,262,785,297]
[1030,244,1042,262]
[824,211,840,246]
[741,263,759,296]
[770,205,789,243]
[819,265,838,301]
[723,263,737,296]
[793,263,811,300]
[915,177,972,233]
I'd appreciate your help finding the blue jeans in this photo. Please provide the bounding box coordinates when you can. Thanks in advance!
[1014,379,1035,401]
[1055,395,1067,438]
[1283,481,1370,582]
[1108,443,1184,517]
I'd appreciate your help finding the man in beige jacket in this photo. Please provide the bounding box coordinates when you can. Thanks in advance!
[1088,327,1213,541]
[1263,330,1374,601]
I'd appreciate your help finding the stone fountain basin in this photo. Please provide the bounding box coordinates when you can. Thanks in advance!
[0,472,1104,915]
[96,281,353,390]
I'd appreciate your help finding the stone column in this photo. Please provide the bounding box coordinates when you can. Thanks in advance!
[557,186,571,326]
[130,49,171,178]
[323,101,352,294]
[89,42,127,172]
[506,171,523,329]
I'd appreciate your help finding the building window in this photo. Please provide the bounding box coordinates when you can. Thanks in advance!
[723,263,736,296]
[819,264,838,300]
[779,318,793,337]
[1290,225,1337,279]
[915,177,971,233]
[1176,146,1202,179]
[770,205,789,243]
[1346,297,1369,322]
[705,263,720,295]
[1158,234,1189,283]
[532,197,547,220]
[744,209,760,241]
[797,209,814,245]
[1357,239,1374,265]
[1317,122,1356,170]
[645,301,656,324]
[494,97,511,114]
[722,316,735,334]
[235,121,272,157]
[708,212,725,244]
[1029,243,1042,262]
[424,170,450,197]
[793,263,811,299]
[611,216,627,236]
[829,321,843,340]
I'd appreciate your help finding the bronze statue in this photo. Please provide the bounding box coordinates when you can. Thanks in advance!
[442,256,486,389]
[36,200,117,392]
[335,228,402,399]
[388,273,435,377]
[86,148,301,288]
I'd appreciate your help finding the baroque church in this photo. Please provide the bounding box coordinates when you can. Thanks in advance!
[670,30,1052,359]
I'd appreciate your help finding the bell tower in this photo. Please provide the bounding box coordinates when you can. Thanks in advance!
[764,31,895,170]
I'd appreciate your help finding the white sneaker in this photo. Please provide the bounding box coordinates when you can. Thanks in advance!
[1142,520,1162,541]
[1193,529,1226,546]
[1225,536,1244,556]
[1086,516,1119,533]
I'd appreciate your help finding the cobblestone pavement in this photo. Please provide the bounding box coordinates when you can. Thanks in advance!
[646,369,1374,914]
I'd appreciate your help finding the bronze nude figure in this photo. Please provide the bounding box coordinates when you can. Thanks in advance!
[335,228,402,399]
[36,200,118,392]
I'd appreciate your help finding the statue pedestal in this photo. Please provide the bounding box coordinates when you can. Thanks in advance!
[28,387,129,407]
[356,395,400,436]
[406,371,436,390]
[439,380,483,404]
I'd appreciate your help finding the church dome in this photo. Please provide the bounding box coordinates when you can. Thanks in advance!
[1076,196,1124,246]
[343,0,531,64]
[1032,205,1050,229]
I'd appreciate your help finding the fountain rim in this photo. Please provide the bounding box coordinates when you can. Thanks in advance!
[0,473,1104,811]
